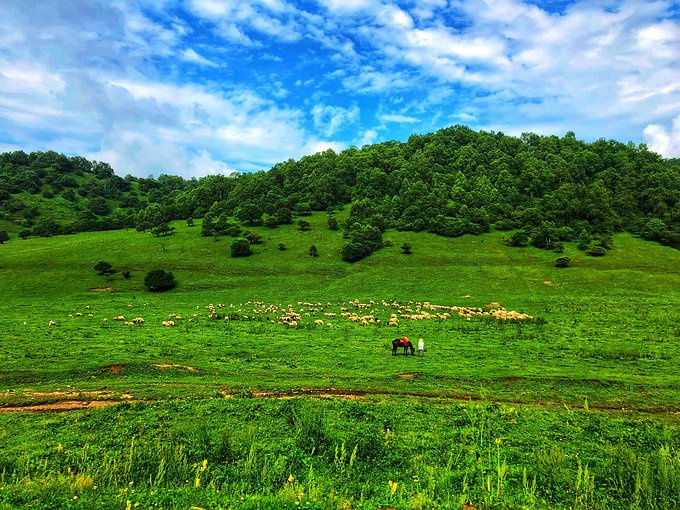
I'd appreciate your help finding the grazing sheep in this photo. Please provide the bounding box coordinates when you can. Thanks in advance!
[162,320,175,327]
[49,321,56,326]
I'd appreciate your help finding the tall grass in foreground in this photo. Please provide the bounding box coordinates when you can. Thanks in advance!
[1,399,680,509]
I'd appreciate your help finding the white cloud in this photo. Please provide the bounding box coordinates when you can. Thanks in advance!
[357,129,378,146]
[644,115,680,158]
[379,114,420,123]
[318,0,380,15]
[304,140,346,154]
[181,48,220,67]
[311,104,360,136]
[188,0,303,43]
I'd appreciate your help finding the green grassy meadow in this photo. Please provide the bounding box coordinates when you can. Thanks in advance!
[1,215,680,508]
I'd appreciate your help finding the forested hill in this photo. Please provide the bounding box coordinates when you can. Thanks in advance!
[1,125,679,249]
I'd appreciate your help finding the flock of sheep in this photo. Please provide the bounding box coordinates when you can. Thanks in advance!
[48,299,532,329]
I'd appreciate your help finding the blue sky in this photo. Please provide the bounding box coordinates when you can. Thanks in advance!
[1,0,679,178]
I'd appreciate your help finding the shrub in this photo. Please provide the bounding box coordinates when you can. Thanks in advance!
[294,202,312,216]
[144,269,176,291]
[243,231,262,245]
[276,207,293,225]
[94,261,113,275]
[552,242,564,253]
[642,218,666,241]
[277,243,286,251]
[342,242,370,262]
[18,229,31,239]
[493,219,515,231]
[596,234,613,250]
[555,257,571,268]
[309,245,318,257]
[122,270,132,279]
[577,240,590,251]
[0,230,8,244]
[151,223,175,237]
[328,216,339,230]
[401,242,412,254]
[230,238,252,257]
[186,217,194,227]
[587,246,607,257]
[507,231,529,247]
[298,220,311,231]
[263,214,278,229]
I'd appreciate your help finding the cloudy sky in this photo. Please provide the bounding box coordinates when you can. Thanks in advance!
[1,0,679,178]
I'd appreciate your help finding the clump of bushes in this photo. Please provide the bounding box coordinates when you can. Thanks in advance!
[341,222,382,263]
[587,246,607,257]
[144,269,176,291]
[94,261,113,275]
[231,238,252,257]
[555,257,571,268]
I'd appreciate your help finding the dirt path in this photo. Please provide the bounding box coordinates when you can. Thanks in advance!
[0,400,129,413]
[2,387,680,416]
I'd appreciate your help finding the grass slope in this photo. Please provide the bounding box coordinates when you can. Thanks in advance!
[1,215,680,508]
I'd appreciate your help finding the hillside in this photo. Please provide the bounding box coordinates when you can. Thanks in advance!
[1,218,680,508]
[1,126,679,253]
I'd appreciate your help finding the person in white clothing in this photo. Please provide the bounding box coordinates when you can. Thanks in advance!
[417,338,425,357]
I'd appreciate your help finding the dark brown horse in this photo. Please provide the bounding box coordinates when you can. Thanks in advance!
[392,338,415,356]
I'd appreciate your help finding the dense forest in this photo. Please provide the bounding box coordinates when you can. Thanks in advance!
[1,125,679,255]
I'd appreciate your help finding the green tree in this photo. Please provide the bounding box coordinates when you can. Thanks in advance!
[88,196,110,216]
[235,201,262,225]
[144,269,176,291]
[294,202,312,216]
[201,212,215,237]
[276,207,293,225]
[263,214,278,229]
[507,231,529,247]
[530,221,558,249]
[151,223,175,237]
[230,238,252,257]
[341,242,370,262]
[32,218,60,237]
[642,218,666,241]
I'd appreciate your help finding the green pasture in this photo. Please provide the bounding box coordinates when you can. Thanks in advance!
[1,215,680,508]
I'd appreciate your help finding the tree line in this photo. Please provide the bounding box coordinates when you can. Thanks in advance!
[1,126,679,256]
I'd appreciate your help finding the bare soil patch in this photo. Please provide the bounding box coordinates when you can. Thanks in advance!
[102,364,127,374]
[89,286,113,292]
[1,400,125,413]
[399,372,421,379]
[153,363,197,372]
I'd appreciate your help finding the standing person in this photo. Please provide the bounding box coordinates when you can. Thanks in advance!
[417,338,425,357]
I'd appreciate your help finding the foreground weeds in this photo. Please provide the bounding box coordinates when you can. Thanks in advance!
[1,398,680,509]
